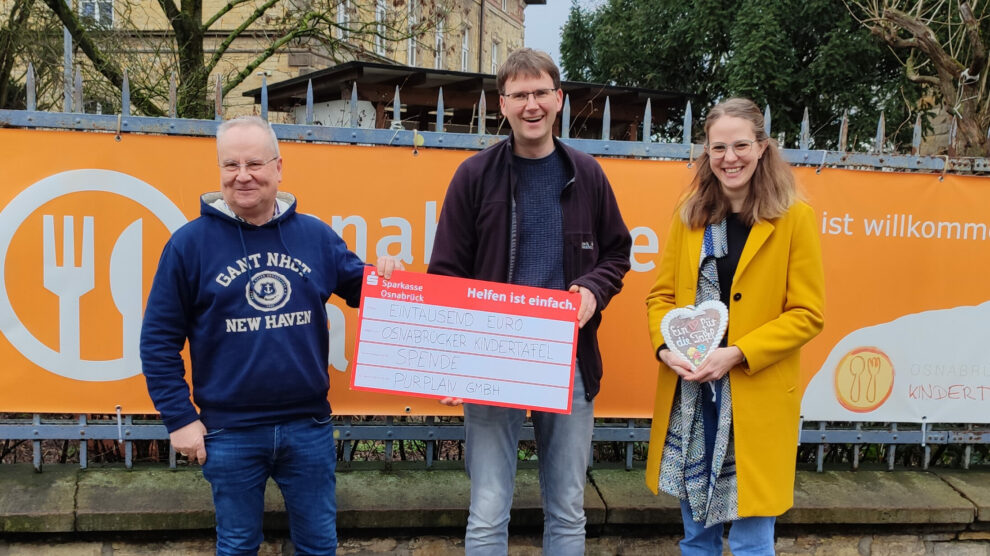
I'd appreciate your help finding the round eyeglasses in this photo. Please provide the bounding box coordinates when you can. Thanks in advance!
[219,155,278,174]
[500,88,558,104]
[706,140,757,159]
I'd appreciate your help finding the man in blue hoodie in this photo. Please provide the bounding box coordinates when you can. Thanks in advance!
[140,116,401,556]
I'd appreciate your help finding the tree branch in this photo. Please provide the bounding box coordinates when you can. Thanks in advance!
[156,0,180,25]
[905,68,941,85]
[41,0,164,116]
[959,2,986,77]
[205,0,281,72]
[872,24,918,49]
[0,0,37,107]
[884,7,966,76]
[222,17,321,95]
[203,0,255,31]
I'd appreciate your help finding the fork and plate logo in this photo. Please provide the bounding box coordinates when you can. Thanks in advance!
[0,169,186,381]
[833,347,895,412]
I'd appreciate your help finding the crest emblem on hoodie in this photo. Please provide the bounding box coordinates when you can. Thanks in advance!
[246,270,292,312]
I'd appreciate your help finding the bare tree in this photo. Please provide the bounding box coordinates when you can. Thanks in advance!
[850,0,989,155]
[0,0,65,110]
[41,0,449,118]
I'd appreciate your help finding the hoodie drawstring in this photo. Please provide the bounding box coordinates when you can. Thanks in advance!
[276,220,308,282]
[236,225,257,286]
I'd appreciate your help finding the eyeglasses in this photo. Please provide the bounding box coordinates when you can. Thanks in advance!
[219,155,278,174]
[706,140,757,159]
[501,88,558,104]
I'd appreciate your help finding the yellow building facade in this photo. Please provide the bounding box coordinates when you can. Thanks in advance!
[9,0,531,117]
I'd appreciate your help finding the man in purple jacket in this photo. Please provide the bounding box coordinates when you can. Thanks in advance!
[428,49,631,554]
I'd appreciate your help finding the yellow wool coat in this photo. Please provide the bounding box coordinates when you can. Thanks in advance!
[644,201,825,517]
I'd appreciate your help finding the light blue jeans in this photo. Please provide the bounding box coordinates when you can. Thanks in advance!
[201,416,337,556]
[463,365,594,555]
[679,500,776,555]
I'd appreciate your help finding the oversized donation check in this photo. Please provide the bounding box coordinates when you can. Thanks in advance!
[350,268,580,413]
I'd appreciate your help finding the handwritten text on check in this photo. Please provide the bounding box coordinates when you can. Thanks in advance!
[350,269,580,413]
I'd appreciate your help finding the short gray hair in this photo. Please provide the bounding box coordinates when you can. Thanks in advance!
[216,115,280,157]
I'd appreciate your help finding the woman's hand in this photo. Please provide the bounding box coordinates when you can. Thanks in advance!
[659,349,695,380]
[661,346,745,383]
[690,346,745,383]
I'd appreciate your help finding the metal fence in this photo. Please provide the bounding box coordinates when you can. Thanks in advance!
[2,60,990,474]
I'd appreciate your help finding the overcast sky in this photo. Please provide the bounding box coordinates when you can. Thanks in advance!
[523,0,602,79]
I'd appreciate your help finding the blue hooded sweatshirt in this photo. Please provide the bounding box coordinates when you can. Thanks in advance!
[140,192,366,432]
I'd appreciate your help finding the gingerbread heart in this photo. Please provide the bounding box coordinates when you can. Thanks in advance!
[659,300,729,370]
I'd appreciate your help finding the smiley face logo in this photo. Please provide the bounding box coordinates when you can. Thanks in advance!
[834,347,894,413]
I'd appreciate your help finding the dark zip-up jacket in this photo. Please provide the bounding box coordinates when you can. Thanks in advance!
[428,136,631,400]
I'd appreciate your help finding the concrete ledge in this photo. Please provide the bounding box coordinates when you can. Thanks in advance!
[785,470,975,525]
[934,470,990,524]
[75,466,214,531]
[588,467,681,526]
[588,468,979,528]
[0,465,76,533]
[337,468,470,529]
[337,466,606,529]
[1,463,987,535]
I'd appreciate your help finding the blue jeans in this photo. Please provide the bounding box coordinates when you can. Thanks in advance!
[679,500,776,555]
[463,365,594,555]
[201,417,337,556]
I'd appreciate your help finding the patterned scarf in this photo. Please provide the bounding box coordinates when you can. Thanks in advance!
[658,219,739,527]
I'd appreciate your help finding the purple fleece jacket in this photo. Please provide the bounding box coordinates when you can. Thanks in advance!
[427,136,631,400]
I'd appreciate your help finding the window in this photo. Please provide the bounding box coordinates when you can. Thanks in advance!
[502,0,507,12]
[461,28,470,72]
[407,0,417,65]
[434,18,445,69]
[80,0,113,27]
[490,40,499,74]
[375,0,387,55]
[336,0,349,40]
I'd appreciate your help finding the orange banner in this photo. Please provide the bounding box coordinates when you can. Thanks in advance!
[1,128,988,419]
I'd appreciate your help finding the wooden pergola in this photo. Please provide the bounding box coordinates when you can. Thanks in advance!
[243,61,691,140]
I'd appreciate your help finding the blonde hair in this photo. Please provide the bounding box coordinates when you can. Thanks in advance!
[681,98,799,228]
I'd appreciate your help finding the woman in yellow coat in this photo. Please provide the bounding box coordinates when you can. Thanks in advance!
[645,98,825,555]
